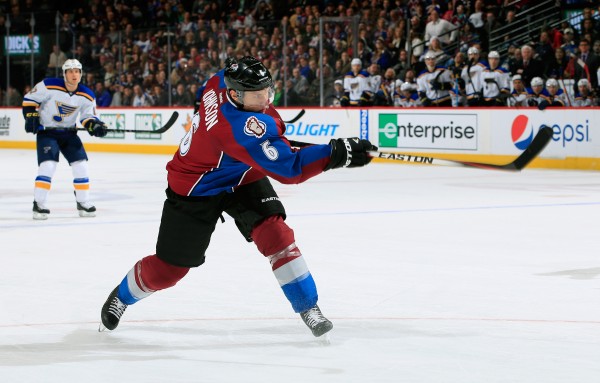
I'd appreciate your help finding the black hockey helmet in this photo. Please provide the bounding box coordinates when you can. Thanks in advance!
[224,56,273,92]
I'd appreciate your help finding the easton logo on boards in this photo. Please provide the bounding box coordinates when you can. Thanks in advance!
[511,114,533,150]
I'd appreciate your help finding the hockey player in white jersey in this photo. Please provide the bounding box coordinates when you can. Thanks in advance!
[341,58,372,106]
[573,78,595,107]
[507,74,528,107]
[525,77,548,108]
[538,78,570,109]
[22,59,107,220]
[417,51,453,106]
[461,46,486,106]
[479,51,510,106]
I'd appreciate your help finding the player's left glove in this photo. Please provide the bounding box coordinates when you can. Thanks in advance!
[537,100,549,111]
[325,137,377,170]
[84,119,108,137]
[24,111,41,134]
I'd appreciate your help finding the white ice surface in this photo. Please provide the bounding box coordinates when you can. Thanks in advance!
[1,149,599,383]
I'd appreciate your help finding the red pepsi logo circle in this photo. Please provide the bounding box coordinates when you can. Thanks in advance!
[511,114,533,150]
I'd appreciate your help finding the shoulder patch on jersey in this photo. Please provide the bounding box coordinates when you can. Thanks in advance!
[76,84,96,101]
[244,116,267,138]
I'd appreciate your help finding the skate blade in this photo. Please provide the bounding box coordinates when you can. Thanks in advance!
[98,323,108,332]
[317,331,331,346]
[33,212,48,220]
[79,211,96,218]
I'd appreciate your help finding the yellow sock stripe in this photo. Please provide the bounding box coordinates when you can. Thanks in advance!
[73,183,90,190]
[35,181,51,190]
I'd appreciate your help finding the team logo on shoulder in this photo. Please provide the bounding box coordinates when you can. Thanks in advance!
[244,116,266,138]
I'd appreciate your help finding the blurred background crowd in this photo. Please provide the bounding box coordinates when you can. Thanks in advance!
[1,0,599,108]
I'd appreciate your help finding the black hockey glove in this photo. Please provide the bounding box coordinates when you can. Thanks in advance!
[527,98,538,107]
[84,119,108,137]
[418,92,432,106]
[24,110,41,134]
[430,81,441,91]
[537,100,549,110]
[324,137,377,171]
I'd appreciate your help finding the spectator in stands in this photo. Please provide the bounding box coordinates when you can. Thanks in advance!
[561,28,578,56]
[546,47,569,80]
[425,8,456,47]
[574,39,599,90]
[5,85,22,107]
[468,0,485,32]
[47,45,67,77]
[151,85,169,106]
[109,83,124,107]
[459,22,481,54]
[535,31,555,73]
[291,67,309,97]
[423,37,451,67]
[95,82,112,107]
[132,84,152,107]
[372,37,392,70]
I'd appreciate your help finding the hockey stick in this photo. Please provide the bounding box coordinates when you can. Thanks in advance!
[44,111,179,134]
[289,125,553,171]
[283,109,305,123]
[373,125,553,171]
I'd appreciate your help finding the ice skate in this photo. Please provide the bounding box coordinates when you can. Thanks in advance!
[300,305,333,337]
[32,201,50,220]
[77,201,96,217]
[99,286,128,331]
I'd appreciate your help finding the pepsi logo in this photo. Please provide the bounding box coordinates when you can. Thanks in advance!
[511,114,533,150]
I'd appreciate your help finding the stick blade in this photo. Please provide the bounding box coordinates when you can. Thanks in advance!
[154,111,179,133]
[502,125,553,170]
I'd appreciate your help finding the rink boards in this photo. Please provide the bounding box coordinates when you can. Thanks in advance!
[0,106,598,170]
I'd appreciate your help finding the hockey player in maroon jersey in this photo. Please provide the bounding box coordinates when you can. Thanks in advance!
[100,56,376,337]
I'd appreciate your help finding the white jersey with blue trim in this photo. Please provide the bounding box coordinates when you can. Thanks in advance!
[417,67,452,101]
[22,78,98,128]
[343,70,370,103]
[480,66,510,99]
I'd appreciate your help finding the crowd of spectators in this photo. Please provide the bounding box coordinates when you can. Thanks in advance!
[1,0,600,108]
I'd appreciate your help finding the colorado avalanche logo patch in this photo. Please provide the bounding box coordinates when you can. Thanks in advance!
[244,116,266,138]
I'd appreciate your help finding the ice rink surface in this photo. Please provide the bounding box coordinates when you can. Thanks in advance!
[1,149,599,383]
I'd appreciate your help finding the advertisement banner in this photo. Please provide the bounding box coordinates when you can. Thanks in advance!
[377,112,479,150]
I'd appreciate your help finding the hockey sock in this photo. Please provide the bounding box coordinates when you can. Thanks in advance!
[71,160,90,202]
[34,160,58,204]
[118,255,190,305]
[251,216,318,313]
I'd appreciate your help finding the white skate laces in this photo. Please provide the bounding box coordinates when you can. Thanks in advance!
[300,305,333,337]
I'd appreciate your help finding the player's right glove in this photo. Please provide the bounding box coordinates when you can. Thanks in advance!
[324,137,377,170]
[418,92,432,106]
[24,111,41,134]
[84,119,108,137]
[537,100,549,110]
